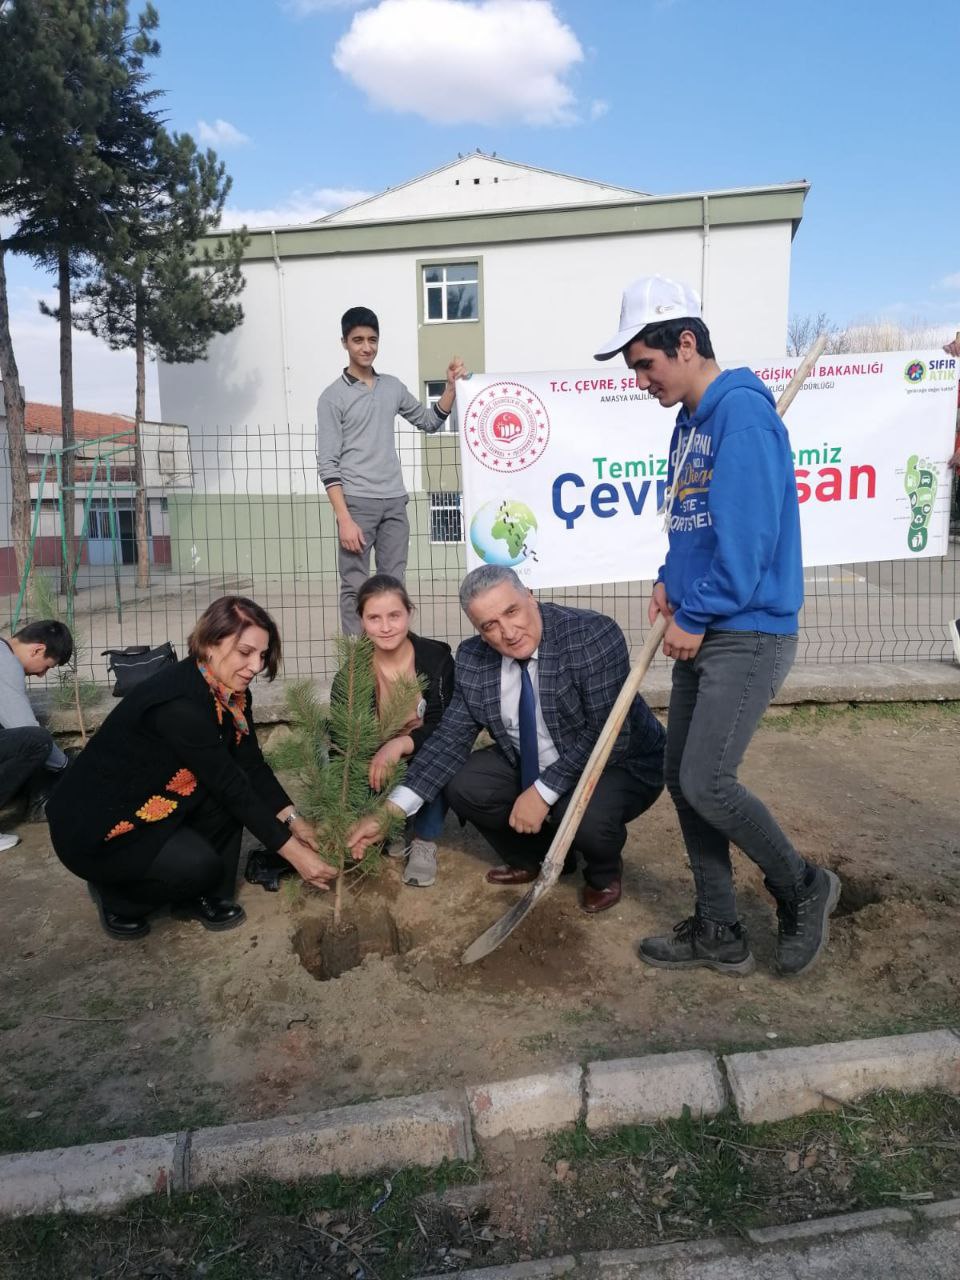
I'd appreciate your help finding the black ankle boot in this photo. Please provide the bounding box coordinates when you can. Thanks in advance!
[638,909,755,976]
[174,896,246,932]
[88,886,150,941]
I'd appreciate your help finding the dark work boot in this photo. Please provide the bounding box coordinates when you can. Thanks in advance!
[774,865,841,976]
[638,910,756,976]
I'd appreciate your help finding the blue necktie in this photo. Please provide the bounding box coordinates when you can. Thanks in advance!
[517,658,539,790]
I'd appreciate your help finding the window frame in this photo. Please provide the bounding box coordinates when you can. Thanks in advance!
[428,490,464,545]
[424,379,458,434]
[422,261,480,325]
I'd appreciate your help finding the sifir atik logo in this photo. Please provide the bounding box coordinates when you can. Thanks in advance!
[904,359,926,384]
[463,383,550,472]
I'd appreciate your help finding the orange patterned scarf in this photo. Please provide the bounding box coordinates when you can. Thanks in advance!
[196,661,249,741]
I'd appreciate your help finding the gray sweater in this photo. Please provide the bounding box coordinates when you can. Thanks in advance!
[316,371,449,500]
[0,641,66,769]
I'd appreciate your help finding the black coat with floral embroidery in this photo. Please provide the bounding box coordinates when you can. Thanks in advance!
[47,658,291,880]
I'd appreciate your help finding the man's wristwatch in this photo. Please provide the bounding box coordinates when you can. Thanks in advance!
[284,809,301,828]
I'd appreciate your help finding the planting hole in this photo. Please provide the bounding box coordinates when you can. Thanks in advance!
[293,906,409,981]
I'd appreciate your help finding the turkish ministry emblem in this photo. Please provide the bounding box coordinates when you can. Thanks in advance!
[463,383,550,472]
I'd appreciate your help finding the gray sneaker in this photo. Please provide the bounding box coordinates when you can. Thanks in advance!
[403,839,438,887]
[386,837,408,860]
[775,866,841,976]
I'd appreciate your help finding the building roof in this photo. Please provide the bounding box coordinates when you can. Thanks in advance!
[319,153,649,225]
[225,177,809,264]
[25,402,135,441]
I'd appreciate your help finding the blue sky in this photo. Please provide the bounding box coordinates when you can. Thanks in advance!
[5,0,958,415]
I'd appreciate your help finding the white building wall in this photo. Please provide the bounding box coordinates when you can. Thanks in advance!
[158,221,795,495]
[482,222,793,372]
[159,251,434,495]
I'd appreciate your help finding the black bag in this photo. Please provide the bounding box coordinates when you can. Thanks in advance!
[244,846,296,892]
[102,643,177,696]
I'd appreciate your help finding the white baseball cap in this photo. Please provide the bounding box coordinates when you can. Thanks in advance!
[593,275,702,361]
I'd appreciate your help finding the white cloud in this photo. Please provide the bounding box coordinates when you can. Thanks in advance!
[333,0,585,126]
[7,282,161,418]
[589,99,609,121]
[935,271,960,292]
[218,186,374,228]
[196,118,251,148]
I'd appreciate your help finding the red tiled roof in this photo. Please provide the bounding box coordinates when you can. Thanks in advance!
[25,402,136,440]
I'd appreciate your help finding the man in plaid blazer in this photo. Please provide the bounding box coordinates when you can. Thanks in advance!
[348,565,665,913]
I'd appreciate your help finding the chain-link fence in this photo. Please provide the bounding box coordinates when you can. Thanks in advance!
[3,427,958,686]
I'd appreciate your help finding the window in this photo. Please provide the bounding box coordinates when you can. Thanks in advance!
[429,491,463,544]
[423,262,479,323]
[424,379,458,434]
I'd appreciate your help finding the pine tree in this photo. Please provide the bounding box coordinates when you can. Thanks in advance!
[71,128,249,588]
[286,636,423,927]
[0,0,161,592]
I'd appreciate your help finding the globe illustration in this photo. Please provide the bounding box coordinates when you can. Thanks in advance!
[470,499,538,567]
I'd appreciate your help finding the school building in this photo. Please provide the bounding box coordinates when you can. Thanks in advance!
[156,153,808,579]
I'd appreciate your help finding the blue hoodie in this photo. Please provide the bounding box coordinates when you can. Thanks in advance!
[658,368,803,636]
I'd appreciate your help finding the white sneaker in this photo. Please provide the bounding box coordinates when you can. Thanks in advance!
[403,839,438,887]
[0,832,21,852]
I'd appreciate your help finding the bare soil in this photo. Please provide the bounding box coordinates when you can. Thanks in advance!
[1,704,958,1154]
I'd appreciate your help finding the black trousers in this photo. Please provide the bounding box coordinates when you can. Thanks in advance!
[445,747,662,889]
[0,726,54,809]
[94,795,243,917]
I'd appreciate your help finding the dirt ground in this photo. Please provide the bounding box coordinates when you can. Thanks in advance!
[1,703,958,1156]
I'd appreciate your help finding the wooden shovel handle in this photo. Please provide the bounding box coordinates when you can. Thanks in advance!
[461,337,824,963]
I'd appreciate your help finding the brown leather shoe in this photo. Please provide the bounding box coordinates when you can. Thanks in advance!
[582,879,621,913]
[486,865,538,885]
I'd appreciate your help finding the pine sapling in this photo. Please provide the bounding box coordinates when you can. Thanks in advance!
[286,635,424,926]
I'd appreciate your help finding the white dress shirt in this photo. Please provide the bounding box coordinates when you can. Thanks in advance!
[390,648,560,816]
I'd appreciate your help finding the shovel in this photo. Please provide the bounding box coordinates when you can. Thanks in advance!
[461,334,828,964]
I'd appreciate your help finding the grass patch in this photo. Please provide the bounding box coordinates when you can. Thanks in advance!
[0,1160,487,1280]
[765,701,960,733]
[547,1090,960,1249]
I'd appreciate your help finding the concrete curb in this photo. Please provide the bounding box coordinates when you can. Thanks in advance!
[747,1205,913,1243]
[189,1090,474,1186]
[467,1067,582,1141]
[0,1133,180,1217]
[2,1029,959,1218]
[585,1051,727,1131]
[724,1029,960,1123]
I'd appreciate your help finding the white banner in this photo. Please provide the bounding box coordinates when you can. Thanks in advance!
[456,350,958,589]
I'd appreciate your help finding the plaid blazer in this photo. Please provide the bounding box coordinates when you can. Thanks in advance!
[403,602,665,804]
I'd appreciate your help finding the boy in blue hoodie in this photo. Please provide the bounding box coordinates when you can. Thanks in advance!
[594,275,840,978]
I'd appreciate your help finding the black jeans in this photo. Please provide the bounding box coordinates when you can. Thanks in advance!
[0,726,55,809]
[665,629,806,923]
[94,796,243,917]
[445,746,662,889]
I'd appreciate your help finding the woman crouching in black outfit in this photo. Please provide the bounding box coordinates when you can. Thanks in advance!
[47,596,336,940]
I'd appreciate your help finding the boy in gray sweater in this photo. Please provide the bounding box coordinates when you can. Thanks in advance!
[316,306,466,633]
[0,619,73,848]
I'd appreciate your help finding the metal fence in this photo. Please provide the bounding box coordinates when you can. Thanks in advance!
[3,427,958,686]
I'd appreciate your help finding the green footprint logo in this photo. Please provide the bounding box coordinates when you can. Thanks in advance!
[904,454,937,552]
